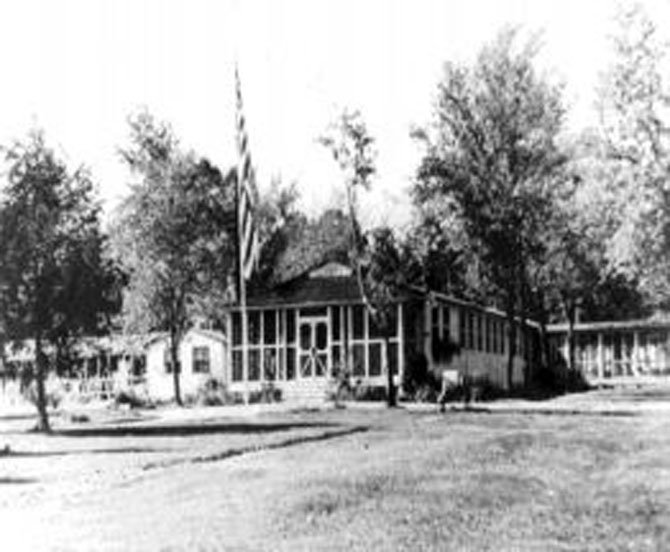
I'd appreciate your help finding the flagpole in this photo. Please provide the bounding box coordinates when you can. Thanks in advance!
[236,67,250,405]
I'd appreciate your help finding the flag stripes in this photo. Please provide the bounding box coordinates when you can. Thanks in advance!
[235,66,259,282]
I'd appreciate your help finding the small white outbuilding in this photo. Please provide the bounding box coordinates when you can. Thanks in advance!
[144,328,227,401]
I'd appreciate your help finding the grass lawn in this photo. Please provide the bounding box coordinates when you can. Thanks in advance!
[1,391,670,551]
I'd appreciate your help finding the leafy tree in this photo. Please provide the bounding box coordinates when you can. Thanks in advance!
[112,111,236,405]
[321,109,416,406]
[269,208,352,284]
[253,178,308,286]
[413,28,566,388]
[598,2,670,306]
[0,129,113,431]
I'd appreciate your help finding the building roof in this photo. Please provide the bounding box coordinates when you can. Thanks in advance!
[247,270,363,308]
[144,328,227,348]
[547,317,670,333]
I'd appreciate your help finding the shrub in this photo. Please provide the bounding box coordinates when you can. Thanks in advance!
[402,351,441,401]
[248,382,282,404]
[353,384,387,402]
[415,383,439,403]
[194,378,243,406]
[114,388,151,409]
[327,365,355,403]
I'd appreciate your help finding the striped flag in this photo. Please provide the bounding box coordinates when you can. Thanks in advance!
[235,66,259,283]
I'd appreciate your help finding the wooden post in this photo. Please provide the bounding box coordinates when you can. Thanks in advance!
[397,303,404,393]
[632,330,640,377]
[597,332,604,383]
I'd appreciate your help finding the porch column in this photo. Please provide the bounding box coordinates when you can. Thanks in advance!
[226,313,232,386]
[327,306,333,376]
[423,300,432,367]
[632,330,640,376]
[397,303,404,389]
[346,306,353,373]
[597,332,604,382]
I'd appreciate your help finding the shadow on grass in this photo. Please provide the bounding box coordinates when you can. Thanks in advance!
[2,447,173,458]
[0,477,37,485]
[144,425,370,470]
[53,421,339,438]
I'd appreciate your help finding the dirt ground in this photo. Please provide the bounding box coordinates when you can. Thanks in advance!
[2,388,670,551]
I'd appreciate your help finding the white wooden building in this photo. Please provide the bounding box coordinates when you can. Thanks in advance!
[548,318,670,385]
[144,328,227,401]
[226,262,535,401]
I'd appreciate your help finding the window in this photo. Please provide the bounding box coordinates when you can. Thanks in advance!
[442,306,450,339]
[264,311,276,344]
[248,350,260,381]
[232,351,243,381]
[353,306,365,339]
[192,346,210,374]
[263,349,277,380]
[164,346,175,374]
[477,315,484,351]
[431,306,440,344]
[369,343,382,376]
[332,307,341,341]
[232,312,242,345]
[486,318,492,353]
[352,344,366,376]
[248,312,261,345]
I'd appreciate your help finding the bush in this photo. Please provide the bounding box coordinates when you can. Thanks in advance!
[194,378,244,406]
[402,351,441,401]
[531,360,591,397]
[438,375,505,405]
[353,384,387,402]
[327,365,355,403]
[114,388,152,409]
[248,382,282,404]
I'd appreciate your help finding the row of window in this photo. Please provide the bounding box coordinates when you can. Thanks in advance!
[568,331,670,377]
[230,306,401,382]
[164,346,210,374]
[431,304,530,357]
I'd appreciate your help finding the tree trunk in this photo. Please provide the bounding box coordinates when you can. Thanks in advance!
[539,321,550,377]
[565,300,577,373]
[170,330,183,406]
[34,333,51,433]
[384,335,397,407]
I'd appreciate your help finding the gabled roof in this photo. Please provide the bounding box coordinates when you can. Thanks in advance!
[247,262,363,308]
[144,328,227,348]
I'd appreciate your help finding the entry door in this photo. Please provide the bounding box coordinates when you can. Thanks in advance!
[298,317,329,378]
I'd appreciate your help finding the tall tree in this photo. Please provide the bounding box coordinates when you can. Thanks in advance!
[321,109,413,406]
[598,2,670,306]
[0,129,112,431]
[414,28,566,389]
[112,111,236,405]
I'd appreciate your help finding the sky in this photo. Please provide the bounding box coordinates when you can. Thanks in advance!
[0,0,668,229]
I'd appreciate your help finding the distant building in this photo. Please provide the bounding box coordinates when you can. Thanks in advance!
[548,318,670,385]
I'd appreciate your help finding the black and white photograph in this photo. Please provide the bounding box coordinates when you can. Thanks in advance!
[1,0,670,550]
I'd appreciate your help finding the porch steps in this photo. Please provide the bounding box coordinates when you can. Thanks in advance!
[282,379,331,404]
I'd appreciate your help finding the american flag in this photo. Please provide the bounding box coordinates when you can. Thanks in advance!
[235,66,259,283]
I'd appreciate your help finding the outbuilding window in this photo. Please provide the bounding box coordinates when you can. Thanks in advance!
[192,346,210,374]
